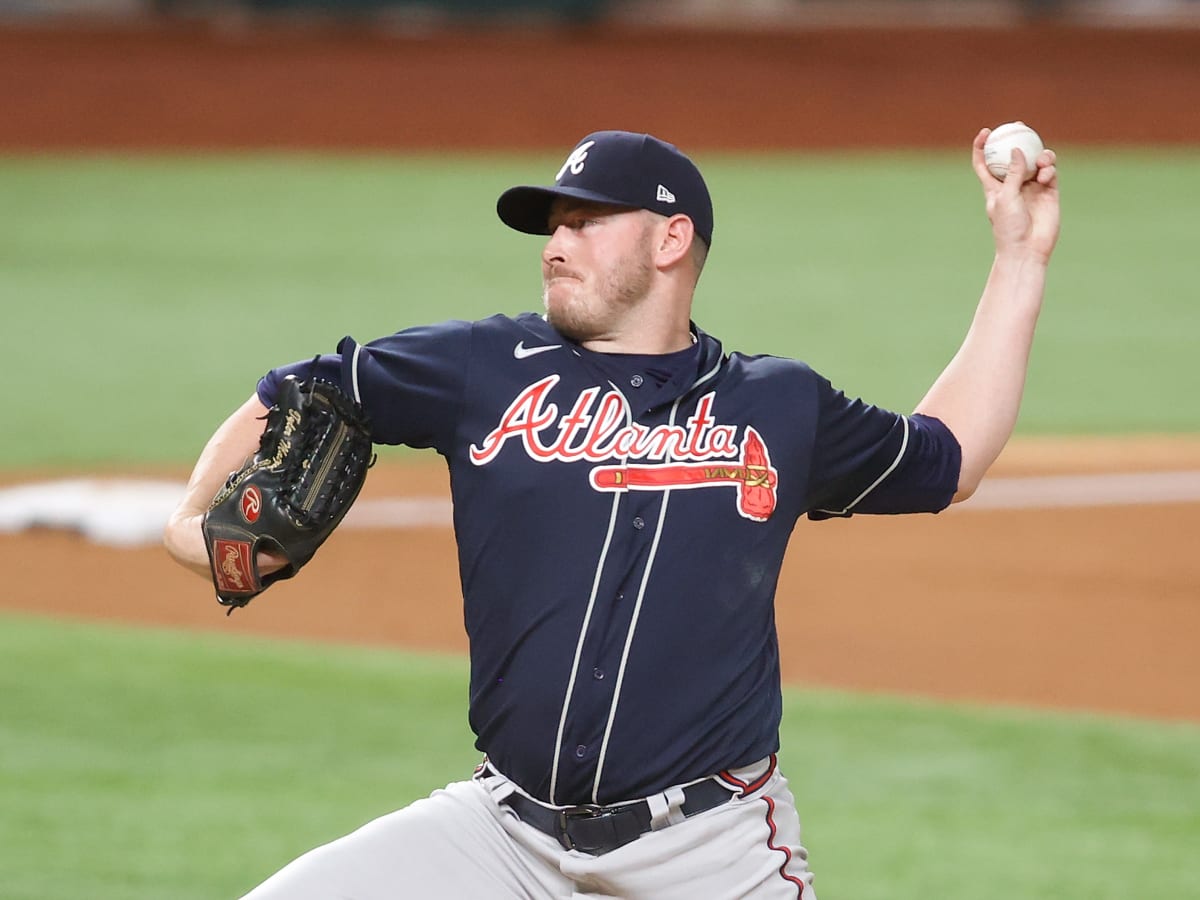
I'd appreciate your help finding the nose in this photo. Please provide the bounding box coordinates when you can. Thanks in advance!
[543,224,569,268]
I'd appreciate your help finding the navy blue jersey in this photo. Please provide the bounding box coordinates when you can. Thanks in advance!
[259,313,960,805]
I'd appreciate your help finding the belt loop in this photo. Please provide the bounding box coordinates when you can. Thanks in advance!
[663,785,687,827]
[489,779,517,805]
[476,760,517,805]
[647,785,687,831]
[646,793,670,830]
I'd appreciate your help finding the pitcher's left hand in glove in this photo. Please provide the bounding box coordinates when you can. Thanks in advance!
[201,374,374,613]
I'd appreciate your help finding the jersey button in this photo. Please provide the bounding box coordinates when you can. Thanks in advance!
[632,516,645,530]
[575,744,588,759]
[630,374,644,388]
[592,668,605,680]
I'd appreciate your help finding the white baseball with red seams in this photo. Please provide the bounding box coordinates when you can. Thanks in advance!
[984,122,1044,181]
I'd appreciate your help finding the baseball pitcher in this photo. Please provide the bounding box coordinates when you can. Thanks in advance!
[165,128,1060,898]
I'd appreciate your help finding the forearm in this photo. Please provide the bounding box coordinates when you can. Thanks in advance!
[163,394,269,576]
[915,251,1048,500]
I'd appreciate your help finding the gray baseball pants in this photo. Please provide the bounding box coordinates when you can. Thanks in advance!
[241,757,817,898]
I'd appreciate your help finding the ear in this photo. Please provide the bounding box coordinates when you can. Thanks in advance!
[654,214,696,270]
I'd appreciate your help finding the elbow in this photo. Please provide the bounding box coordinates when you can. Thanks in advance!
[950,464,987,504]
[951,481,978,505]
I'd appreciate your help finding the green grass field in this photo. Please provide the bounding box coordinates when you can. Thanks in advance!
[3,152,1198,898]
[2,612,1198,900]
[3,149,1198,466]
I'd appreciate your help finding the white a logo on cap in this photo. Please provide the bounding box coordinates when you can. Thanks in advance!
[556,140,596,182]
[656,184,676,203]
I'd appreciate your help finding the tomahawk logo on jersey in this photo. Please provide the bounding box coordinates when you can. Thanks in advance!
[257,311,960,805]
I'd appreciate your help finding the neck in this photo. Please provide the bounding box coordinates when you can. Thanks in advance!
[580,324,693,355]
[579,280,695,354]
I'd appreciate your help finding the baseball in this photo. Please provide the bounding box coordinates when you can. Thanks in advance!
[984,122,1044,182]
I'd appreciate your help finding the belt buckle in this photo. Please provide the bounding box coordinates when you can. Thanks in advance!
[556,804,603,852]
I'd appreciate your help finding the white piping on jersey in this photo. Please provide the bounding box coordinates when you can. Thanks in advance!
[548,393,630,805]
[693,355,721,391]
[549,355,720,803]
[814,414,911,516]
[590,393,684,803]
[350,343,364,405]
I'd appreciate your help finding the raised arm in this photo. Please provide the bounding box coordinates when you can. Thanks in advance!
[163,394,279,577]
[915,127,1061,502]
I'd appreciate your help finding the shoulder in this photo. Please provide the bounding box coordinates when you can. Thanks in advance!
[341,314,531,354]
[472,312,559,340]
[339,314,560,371]
[467,313,570,357]
[724,351,822,386]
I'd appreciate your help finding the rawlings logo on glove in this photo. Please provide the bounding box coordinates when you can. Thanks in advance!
[202,374,374,613]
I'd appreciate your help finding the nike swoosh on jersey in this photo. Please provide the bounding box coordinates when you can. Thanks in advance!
[514,341,563,360]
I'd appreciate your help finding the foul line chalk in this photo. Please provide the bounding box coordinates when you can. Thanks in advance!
[1,471,1198,547]
[957,470,1200,512]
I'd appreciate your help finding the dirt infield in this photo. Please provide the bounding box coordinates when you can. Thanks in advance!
[2,22,1197,723]
[3,437,1199,722]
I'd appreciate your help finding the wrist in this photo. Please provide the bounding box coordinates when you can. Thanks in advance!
[163,510,211,575]
[993,247,1052,270]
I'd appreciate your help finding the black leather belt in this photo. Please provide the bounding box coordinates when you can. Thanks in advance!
[501,778,737,855]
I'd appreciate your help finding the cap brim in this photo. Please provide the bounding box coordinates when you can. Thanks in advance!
[496,185,639,236]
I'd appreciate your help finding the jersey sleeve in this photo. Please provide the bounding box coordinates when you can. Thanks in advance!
[255,320,471,454]
[256,355,342,408]
[336,319,472,452]
[805,376,961,519]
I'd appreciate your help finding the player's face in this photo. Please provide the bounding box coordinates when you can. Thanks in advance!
[542,200,657,342]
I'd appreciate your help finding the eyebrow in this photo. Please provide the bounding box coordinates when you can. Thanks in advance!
[551,200,596,215]
[548,200,634,222]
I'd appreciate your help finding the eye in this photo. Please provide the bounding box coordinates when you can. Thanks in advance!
[551,211,601,231]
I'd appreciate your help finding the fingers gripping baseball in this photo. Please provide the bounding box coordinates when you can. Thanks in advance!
[972,126,1060,263]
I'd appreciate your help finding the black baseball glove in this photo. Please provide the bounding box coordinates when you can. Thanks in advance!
[202,373,374,613]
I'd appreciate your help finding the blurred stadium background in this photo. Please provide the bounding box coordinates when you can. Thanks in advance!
[5,0,1200,26]
[1,3,1198,899]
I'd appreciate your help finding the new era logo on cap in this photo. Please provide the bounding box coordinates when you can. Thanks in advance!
[496,131,714,246]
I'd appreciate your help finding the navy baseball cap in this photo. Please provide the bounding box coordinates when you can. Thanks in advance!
[497,131,714,246]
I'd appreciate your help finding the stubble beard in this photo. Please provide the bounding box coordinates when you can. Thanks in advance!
[543,245,655,343]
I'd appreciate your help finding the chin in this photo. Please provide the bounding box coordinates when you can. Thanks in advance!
[544,288,576,324]
[545,305,593,343]
[545,310,582,342]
